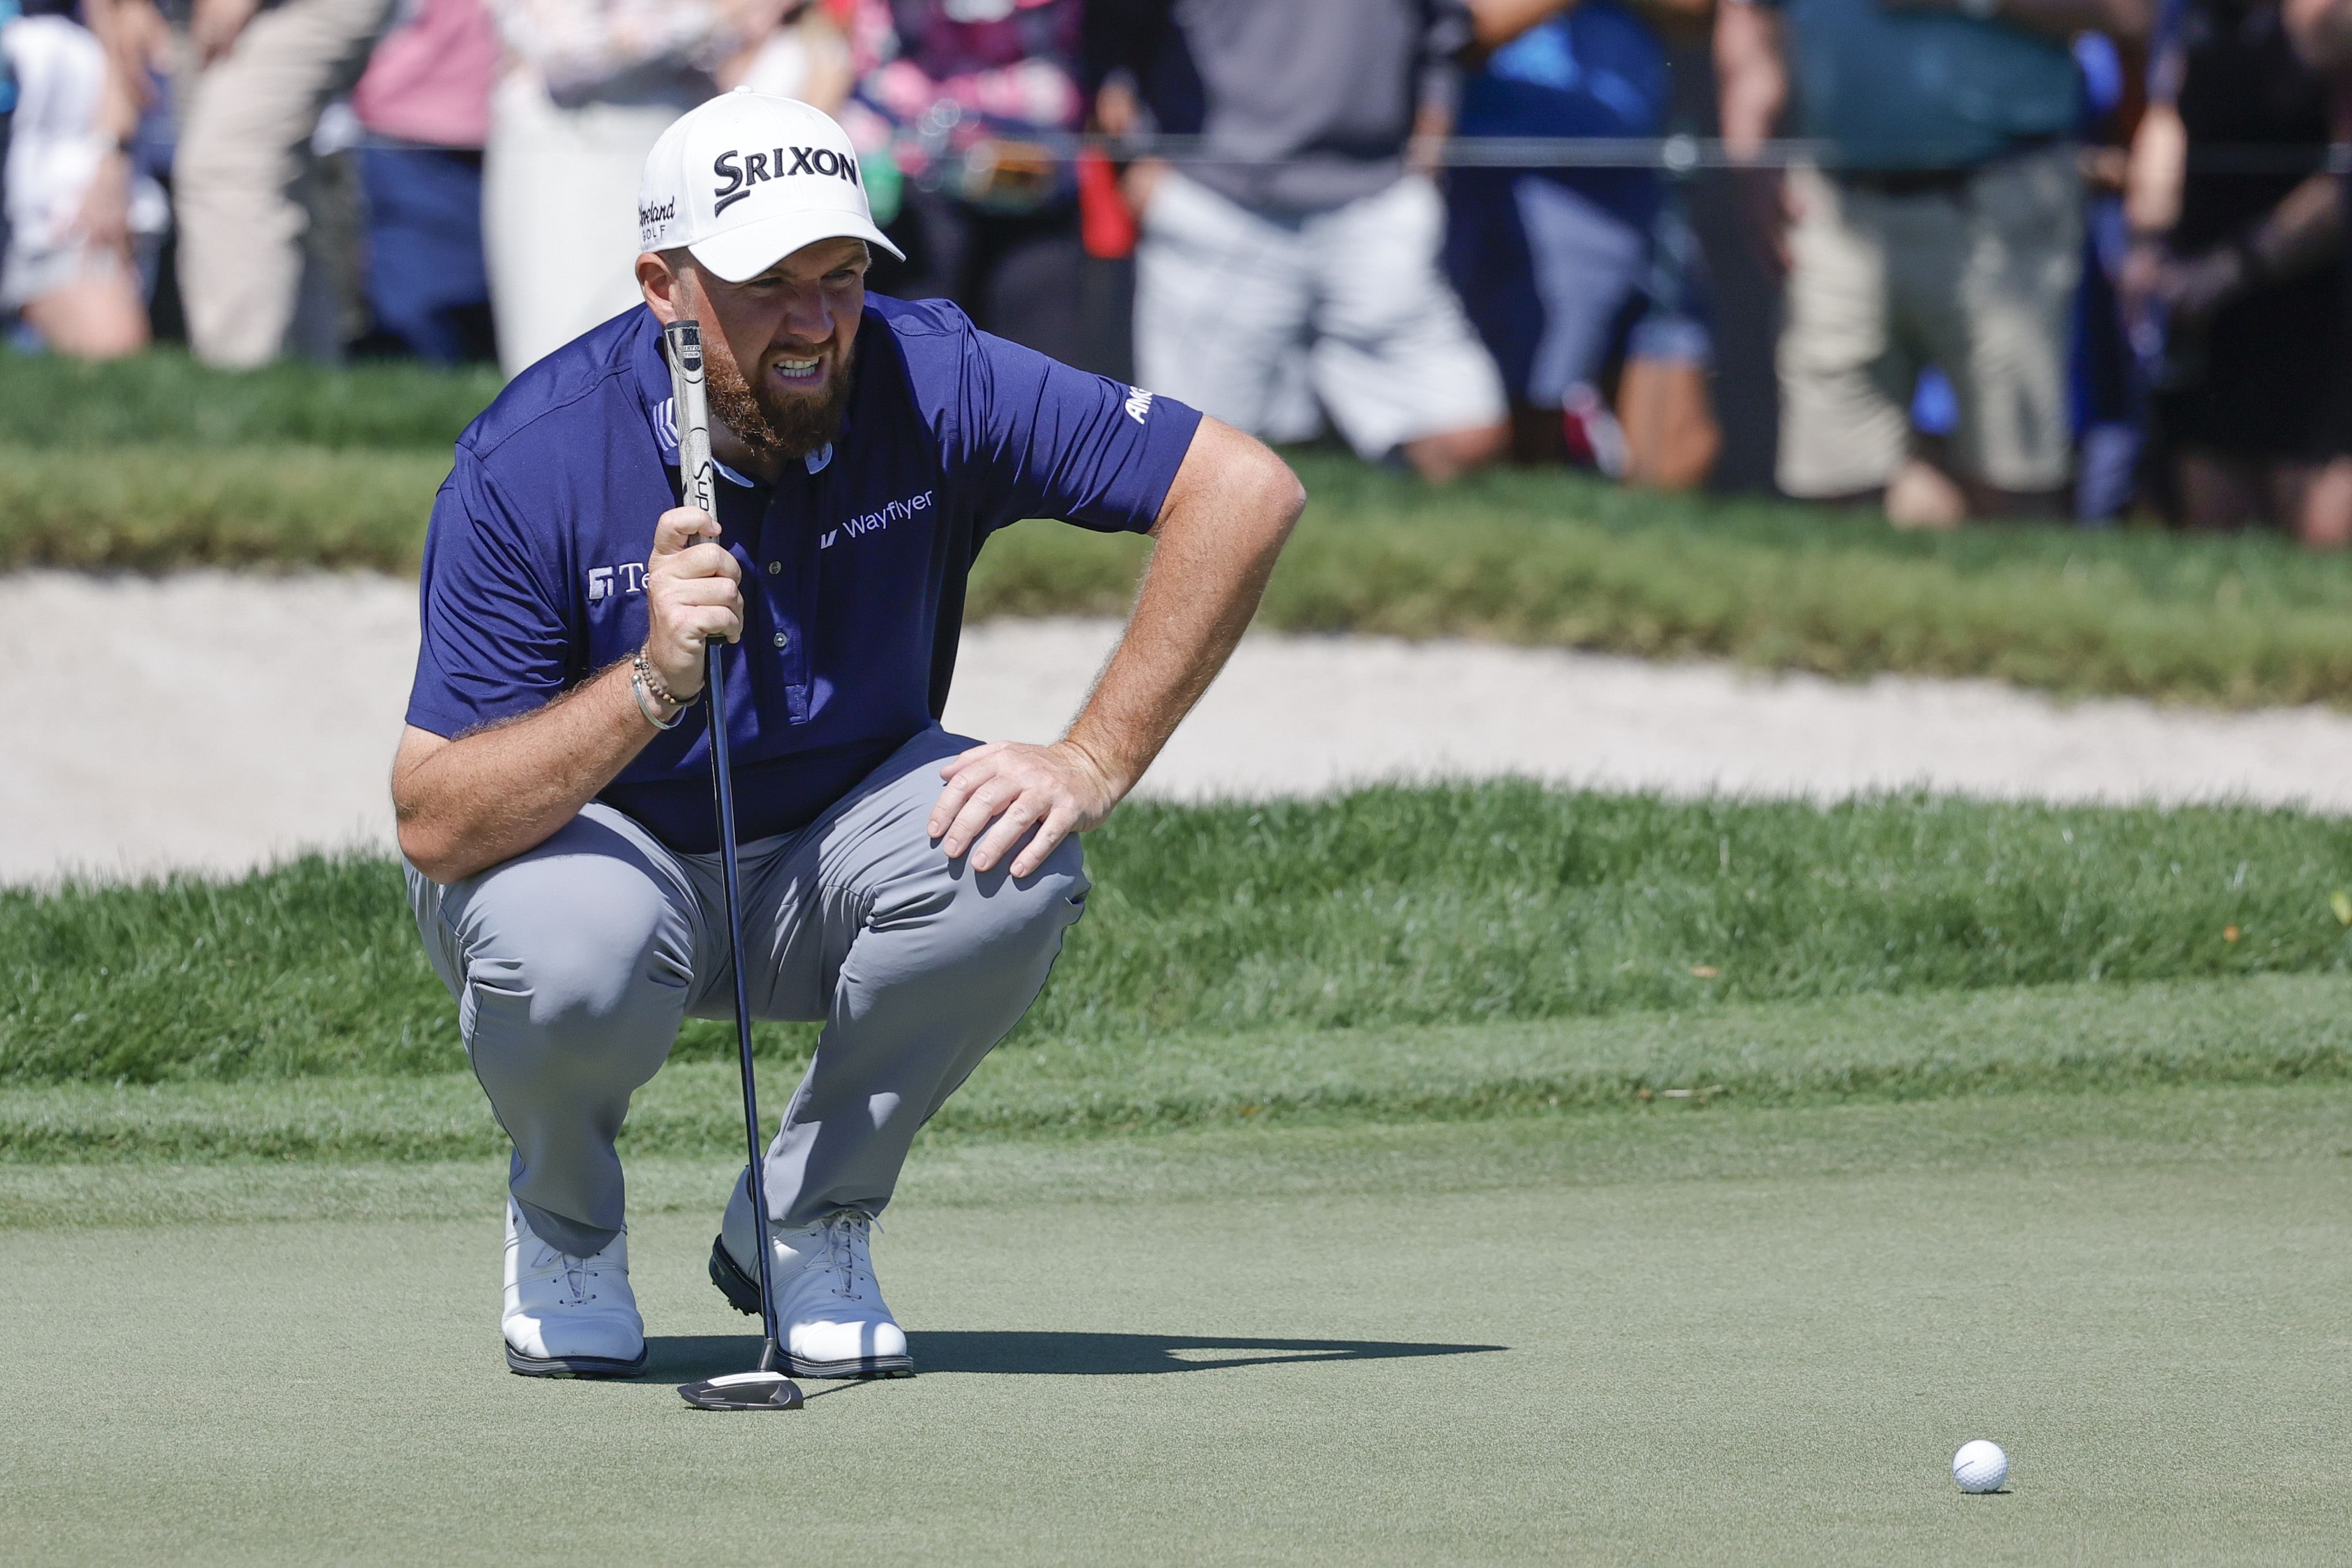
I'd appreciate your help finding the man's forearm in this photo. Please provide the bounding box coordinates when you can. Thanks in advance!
[1062,422,1303,794]
[1715,3,1787,159]
[2124,100,2186,236]
[393,661,665,883]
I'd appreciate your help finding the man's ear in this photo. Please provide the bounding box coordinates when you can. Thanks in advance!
[637,251,687,322]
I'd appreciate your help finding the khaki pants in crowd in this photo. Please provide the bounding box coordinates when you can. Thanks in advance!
[174,0,393,368]
[483,72,706,378]
[1134,170,1505,460]
[1777,142,2083,499]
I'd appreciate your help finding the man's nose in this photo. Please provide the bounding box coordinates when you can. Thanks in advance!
[779,284,835,345]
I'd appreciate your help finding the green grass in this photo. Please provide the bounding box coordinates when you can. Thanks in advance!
[7,976,2348,1164]
[9,355,2352,702]
[8,1081,2352,1230]
[11,784,2352,1092]
[978,460,2352,704]
[6,1100,2351,1563]
[0,348,498,449]
[1265,465,2352,703]
[0,443,450,572]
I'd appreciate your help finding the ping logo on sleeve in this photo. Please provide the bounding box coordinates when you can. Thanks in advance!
[713,146,862,215]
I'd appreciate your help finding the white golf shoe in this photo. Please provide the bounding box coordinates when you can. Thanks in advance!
[502,1200,646,1378]
[712,1178,913,1379]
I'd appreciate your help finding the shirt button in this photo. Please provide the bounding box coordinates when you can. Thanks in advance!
[773,631,790,650]
[766,561,781,575]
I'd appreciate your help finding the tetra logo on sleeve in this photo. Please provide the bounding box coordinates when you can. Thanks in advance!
[713,146,862,215]
[586,564,647,604]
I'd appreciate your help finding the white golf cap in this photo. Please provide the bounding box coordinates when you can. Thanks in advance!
[638,88,903,283]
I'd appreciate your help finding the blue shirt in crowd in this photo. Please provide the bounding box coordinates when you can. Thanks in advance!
[0,1,20,114]
[1747,0,2079,169]
[1456,2,1670,224]
[405,297,1202,854]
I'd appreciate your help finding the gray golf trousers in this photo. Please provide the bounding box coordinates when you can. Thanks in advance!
[406,727,1089,1256]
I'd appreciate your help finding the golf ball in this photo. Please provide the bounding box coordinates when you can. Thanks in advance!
[1952,1440,2009,1493]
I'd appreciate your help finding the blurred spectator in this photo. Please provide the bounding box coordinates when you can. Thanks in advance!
[1715,0,2152,526]
[349,0,498,362]
[2,0,154,357]
[733,0,848,102]
[2068,30,2145,524]
[2123,0,2350,545]
[836,0,1090,365]
[1094,0,1509,483]
[482,0,785,376]
[1447,0,1720,487]
[173,0,395,368]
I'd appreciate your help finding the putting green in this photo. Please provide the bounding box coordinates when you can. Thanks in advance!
[5,1093,2350,1565]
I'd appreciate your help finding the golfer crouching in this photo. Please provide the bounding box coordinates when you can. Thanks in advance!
[391,91,1302,1380]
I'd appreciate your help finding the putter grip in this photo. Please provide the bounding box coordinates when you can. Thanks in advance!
[665,319,727,672]
[664,319,719,522]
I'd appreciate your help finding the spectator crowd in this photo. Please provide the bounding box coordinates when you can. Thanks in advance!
[1,0,2349,541]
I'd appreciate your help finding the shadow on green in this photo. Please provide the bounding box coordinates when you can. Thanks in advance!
[641,1330,1508,1381]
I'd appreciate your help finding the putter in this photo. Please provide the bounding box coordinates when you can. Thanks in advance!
[666,319,804,1414]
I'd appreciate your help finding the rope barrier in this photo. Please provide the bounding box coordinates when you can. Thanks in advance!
[981,133,2352,177]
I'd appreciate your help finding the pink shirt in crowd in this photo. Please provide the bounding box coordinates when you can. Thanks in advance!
[351,0,503,148]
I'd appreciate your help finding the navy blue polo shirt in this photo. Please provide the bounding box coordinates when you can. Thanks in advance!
[405,296,1203,854]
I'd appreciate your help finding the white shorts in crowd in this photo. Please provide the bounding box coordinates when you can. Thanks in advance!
[482,69,706,377]
[1134,170,1506,460]
[0,15,162,311]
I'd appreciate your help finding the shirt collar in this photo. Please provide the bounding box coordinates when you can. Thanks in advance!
[632,307,836,485]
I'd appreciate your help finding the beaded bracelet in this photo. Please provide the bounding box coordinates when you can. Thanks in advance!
[632,647,691,731]
[632,669,683,730]
[634,645,695,706]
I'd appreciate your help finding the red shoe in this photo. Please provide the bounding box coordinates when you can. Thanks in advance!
[1561,384,1629,479]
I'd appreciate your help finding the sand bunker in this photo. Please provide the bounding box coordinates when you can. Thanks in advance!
[13,569,2352,885]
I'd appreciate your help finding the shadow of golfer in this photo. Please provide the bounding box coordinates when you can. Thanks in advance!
[913,1331,1507,1375]
[641,1331,1504,1381]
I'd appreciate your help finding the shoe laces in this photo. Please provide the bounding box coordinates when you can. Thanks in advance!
[529,1240,609,1306]
[814,1209,880,1302]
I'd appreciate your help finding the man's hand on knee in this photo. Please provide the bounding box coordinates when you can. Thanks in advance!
[929,740,1122,877]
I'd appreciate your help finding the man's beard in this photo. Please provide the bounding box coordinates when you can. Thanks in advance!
[705,338,855,465]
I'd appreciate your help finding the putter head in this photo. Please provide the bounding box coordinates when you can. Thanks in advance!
[678,1369,804,1411]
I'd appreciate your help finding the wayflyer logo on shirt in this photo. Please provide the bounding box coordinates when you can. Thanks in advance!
[821,490,935,550]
